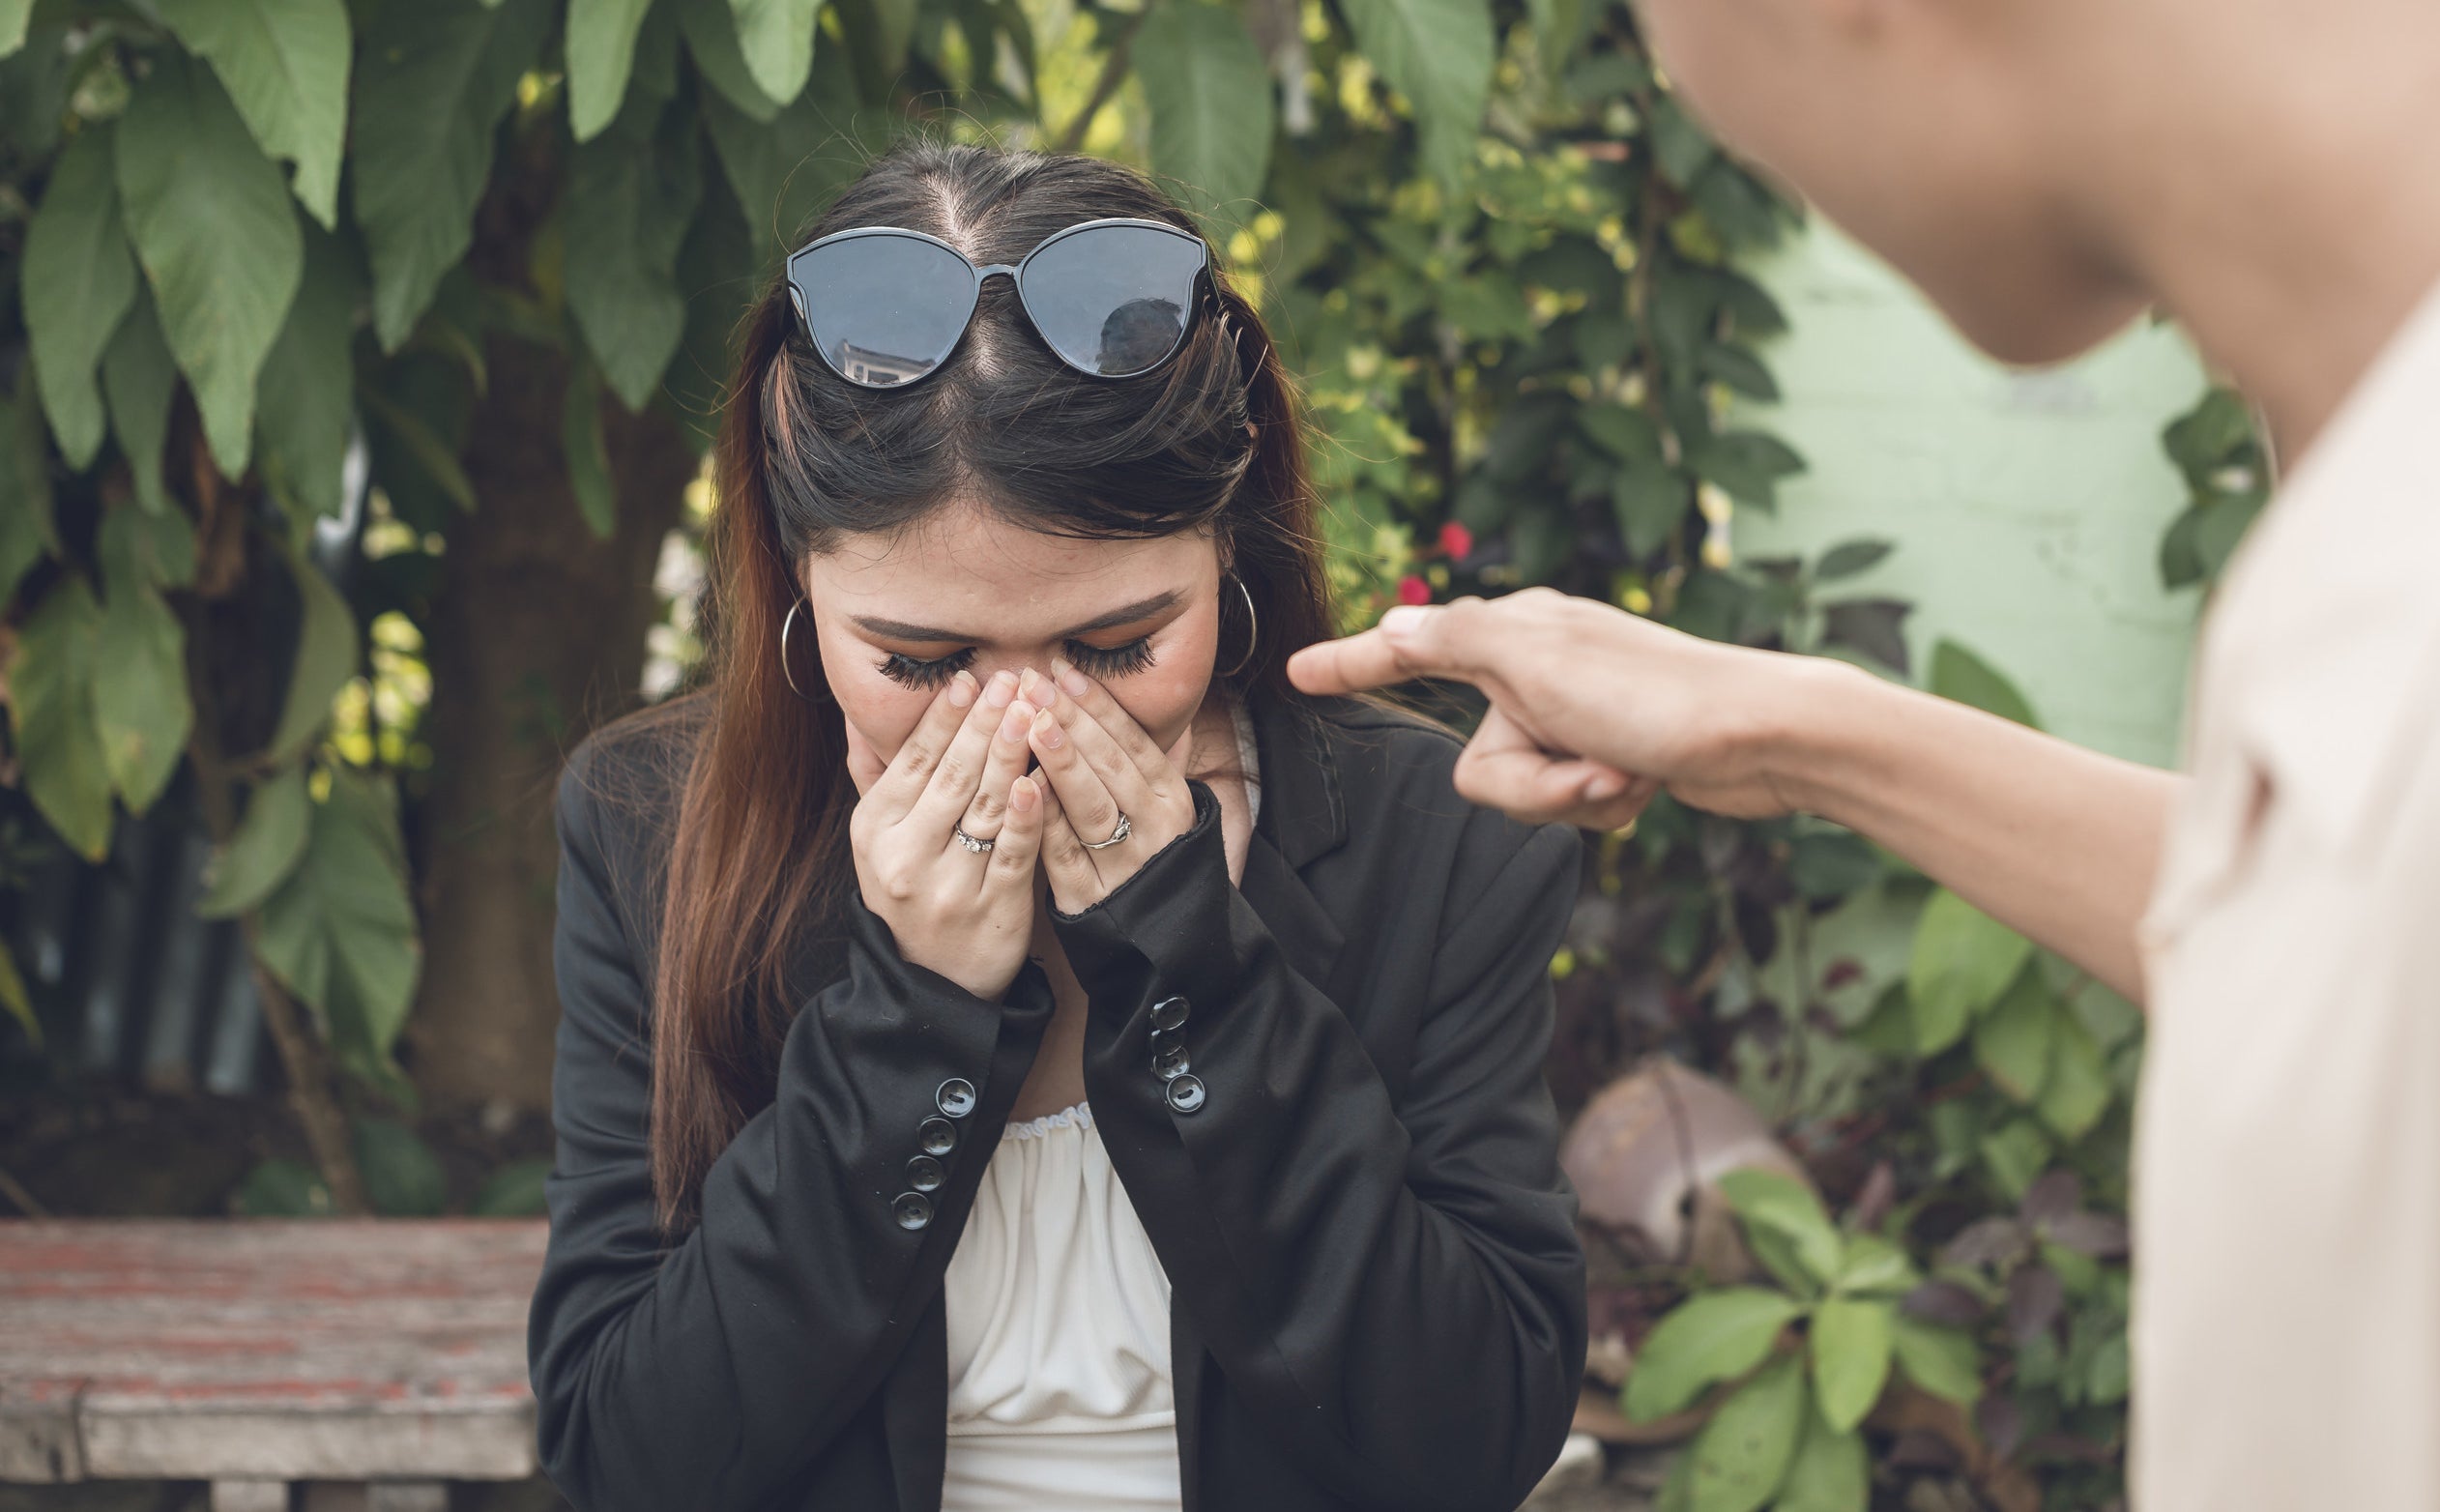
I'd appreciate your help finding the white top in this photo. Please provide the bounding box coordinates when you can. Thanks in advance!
[940,1104,1180,1509]
[2132,274,2440,1512]
[937,702,1260,1511]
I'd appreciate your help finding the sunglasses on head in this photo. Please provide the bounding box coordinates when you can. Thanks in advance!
[784,218,1214,389]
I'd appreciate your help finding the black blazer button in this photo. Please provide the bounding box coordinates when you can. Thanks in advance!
[1151,1041,1190,1081]
[937,1078,978,1118]
[892,1191,934,1231]
[906,1155,944,1193]
[918,1117,959,1155]
[1165,1074,1206,1114]
[1150,996,1190,1032]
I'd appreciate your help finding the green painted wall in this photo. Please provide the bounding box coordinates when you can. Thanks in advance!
[1734,224,2207,769]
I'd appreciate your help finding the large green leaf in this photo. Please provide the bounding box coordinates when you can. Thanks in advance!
[1687,1353,1805,1512]
[728,0,819,104]
[1689,429,1806,511]
[200,765,311,918]
[352,0,552,349]
[1337,0,1494,189]
[1133,2,1274,221]
[2037,1010,2113,1141]
[1971,965,2057,1103]
[22,122,137,468]
[564,356,617,538]
[1930,638,2039,729]
[1831,1234,1919,1299]
[0,387,59,605]
[1890,1316,1982,1406]
[1773,1411,1868,1512]
[1623,1288,1801,1424]
[93,509,193,810]
[114,50,303,478]
[1808,1297,1892,1434]
[158,0,352,229]
[678,0,782,120]
[566,0,657,141]
[701,41,884,258]
[1719,1169,1844,1290]
[266,543,358,764]
[256,769,421,1080]
[102,286,179,514]
[1906,888,2032,1056]
[1613,460,1685,558]
[0,0,30,57]
[256,221,363,532]
[566,95,705,409]
[11,577,112,859]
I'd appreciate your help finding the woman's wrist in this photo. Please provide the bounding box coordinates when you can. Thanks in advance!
[1749,654,1909,827]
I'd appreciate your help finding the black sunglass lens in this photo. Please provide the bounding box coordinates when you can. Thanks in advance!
[792,235,976,388]
[1019,225,1207,377]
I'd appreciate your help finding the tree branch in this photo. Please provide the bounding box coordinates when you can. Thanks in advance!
[1054,9,1148,155]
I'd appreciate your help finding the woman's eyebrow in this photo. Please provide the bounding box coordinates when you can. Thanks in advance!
[850,590,1182,645]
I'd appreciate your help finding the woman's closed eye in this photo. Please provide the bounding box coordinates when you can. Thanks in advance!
[876,636,1155,691]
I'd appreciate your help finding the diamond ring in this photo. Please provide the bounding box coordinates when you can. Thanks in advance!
[952,824,995,855]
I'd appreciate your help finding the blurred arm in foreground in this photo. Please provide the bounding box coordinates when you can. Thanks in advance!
[1288,588,2177,1003]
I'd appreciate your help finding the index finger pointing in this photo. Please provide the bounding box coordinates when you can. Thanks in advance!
[1286,603,1492,696]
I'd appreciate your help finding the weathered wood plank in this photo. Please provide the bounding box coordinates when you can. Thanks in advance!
[0,1220,547,1484]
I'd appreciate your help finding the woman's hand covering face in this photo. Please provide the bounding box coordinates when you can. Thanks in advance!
[1019,661,1202,915]
[844,670,1048,1000]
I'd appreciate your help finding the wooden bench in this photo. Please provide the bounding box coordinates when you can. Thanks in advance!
[0,1218,548,1511]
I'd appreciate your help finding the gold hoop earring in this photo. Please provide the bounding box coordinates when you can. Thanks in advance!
[1219,575,1259,681]
[779,599,826,705]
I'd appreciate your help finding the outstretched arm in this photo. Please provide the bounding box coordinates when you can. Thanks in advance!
[1289,591,2178,1003]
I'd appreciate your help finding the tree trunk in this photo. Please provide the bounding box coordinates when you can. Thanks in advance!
[403,337,695,1115]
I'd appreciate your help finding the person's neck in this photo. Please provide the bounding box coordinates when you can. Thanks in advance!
[2069,2,2440,460]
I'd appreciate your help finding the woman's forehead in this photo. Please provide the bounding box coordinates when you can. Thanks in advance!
[804,499,1215,640]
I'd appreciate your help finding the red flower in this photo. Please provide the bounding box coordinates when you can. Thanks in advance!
[1438,521,1474,561]
[1396,575,1433,606]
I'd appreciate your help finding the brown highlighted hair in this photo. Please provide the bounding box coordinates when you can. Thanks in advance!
[640,141,1333,1228]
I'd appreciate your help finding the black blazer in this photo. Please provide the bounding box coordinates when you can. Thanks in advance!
[528,692,1587,1512]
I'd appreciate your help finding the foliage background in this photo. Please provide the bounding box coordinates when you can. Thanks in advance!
[0,0,2257,1506]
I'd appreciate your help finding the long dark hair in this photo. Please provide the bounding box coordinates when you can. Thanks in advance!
[638,142,1334,1228]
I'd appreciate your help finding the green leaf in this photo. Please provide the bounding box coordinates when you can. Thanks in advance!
[1134,1,1275,221]
[265,543,358,764]
[158,0,352,229]
[1689,429,1805,511]
[1687,1353,1806,1512]
[1814,539,1892,582]
[1773,1411,1867,1512]
[360,387,478,513]
[2037,1009,2113,1141]
[1787,830,1879,902]
[22,122,138,469]
[93,514,192,811]
[115,49,303,478]
[1929,639,2039,729]
[1612,460,1684,558]
[471,1155,553,1216]
[1623,1288,1802,1423]
[2163,387,2254,480]
[200,765,312,918]
[352,0,552,350]
[678,0,781,119]
[255,769,421,1075]
[566,94,705,409]
[1719,1168,1843,1289]
[102,286,179,515]
[1700,342,1777,401]
[1890,1316,1982,1406]
[1336,0,1495,189]
[703,39,888,258]
[1831,1234,1918,1298]
[0,0,29,57]
[12,577,113,859]
[1979,1118,2051,1201]
[352,1118,447,1216]
[1906,888,2032,1056]
[1648,92,1716,187]
[566,0,656,141]
[256,221,362,532]
[0,940,39,1048]
[564,357,616,538]
[0,386,60,604]
[1579,402,1660,461]
[728,0,819,103]
[234,1156,333,1216]
[1808,1297,1892,1433]
[1971,965,2057,1103]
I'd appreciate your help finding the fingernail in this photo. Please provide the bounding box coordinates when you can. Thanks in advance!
[1000,702,1033,741]
[985,671,1016,709]
[1033,709,1062,748]
[1380,605,1432,638]
[1010,776,1037,811]
[1054,658,1089,697]
[1584,771,1628,800]
[949,670,978,708]
[1018,667,1041,700]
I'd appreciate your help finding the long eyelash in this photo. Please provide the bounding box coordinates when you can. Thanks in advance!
[878,648,975,690]
[1066,637,1155,680]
